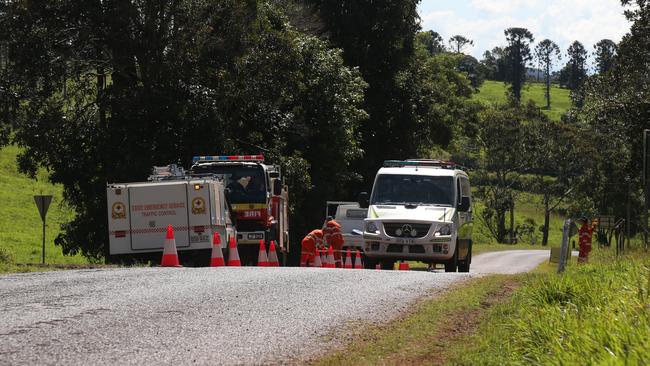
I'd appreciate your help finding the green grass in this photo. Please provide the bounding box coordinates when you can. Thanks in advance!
[315,275,520,366]
[474,80,572,121]
[447,248,650,365]
[0,145,88,269]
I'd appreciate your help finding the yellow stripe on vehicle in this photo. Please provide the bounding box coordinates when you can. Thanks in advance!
[231,203,267,210]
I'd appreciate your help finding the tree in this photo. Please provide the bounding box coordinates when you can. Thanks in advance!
[475,105,529,243]
[534,39,561,109]
[565,40,588,106]
[523,108,589,245]
[416,30,446,55]
[3,1,368,260]
[448,35,473,54]
[457,54,486,89]
[593,39,617,74]
[504,27,534,103]
[481,46,507,81]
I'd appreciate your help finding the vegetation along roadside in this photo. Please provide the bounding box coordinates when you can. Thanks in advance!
[316,246,650,365]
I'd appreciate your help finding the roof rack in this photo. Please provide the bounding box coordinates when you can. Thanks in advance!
[383,159,463,170]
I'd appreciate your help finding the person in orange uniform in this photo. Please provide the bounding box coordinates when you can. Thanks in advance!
[577,216,595,264]
[300,229,324,266]
[323,218,344,267]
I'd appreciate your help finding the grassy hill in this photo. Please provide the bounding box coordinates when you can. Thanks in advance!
[0,145,88,268]
[474,80,571,121]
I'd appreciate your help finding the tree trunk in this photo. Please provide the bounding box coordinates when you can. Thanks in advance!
[545,63,551,109]
[542,196,550,246]
[509,203,515,244]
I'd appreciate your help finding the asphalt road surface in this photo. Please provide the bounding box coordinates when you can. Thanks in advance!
[0,250,550,365]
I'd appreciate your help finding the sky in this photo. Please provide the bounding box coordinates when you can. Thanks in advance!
[418,0,631,69]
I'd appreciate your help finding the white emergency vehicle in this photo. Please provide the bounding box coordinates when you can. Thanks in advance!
[106,164,235,265]
[360,160,473,272]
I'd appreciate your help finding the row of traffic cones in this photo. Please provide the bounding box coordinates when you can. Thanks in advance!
[310,248,364,269]
[160,225,279,267]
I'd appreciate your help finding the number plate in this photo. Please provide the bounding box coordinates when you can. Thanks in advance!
[395,238,415,244]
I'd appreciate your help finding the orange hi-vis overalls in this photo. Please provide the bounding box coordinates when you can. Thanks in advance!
[323,220,344,267]
[578,221,594,263]
[300,229,324,267]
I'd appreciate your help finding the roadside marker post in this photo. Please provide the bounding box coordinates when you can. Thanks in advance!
[33,195,53,264]
[558,219,571,274]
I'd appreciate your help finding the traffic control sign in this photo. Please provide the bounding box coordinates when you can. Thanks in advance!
[34,195,53,264]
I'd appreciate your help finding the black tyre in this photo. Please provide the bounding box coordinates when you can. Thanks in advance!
[444,248,458,272]
[458,243,472,273]
[381,260,396,270]
[364,256,378,269]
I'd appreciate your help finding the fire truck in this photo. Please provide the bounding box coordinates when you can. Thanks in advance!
[189,155,290,265]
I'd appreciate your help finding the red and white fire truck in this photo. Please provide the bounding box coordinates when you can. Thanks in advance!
[189,155,290,265]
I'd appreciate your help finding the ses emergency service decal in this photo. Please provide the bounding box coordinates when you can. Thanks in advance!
[192,197,206,215]
[112,202,126,219]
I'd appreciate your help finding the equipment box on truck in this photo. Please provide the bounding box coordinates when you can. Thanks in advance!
[107,166,235,265]
[361,160,473,272]
[325,201,368,252]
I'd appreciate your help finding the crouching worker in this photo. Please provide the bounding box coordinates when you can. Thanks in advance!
[300,229,324,267]
[323,218,344,267]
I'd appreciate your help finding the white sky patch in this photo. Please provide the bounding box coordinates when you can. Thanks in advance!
[419,0,630,69]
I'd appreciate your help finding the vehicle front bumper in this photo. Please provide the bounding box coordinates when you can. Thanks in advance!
[362,221,455,261]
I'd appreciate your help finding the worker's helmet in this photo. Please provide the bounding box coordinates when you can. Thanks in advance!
[326,219,341,229]
[313,229,324,238]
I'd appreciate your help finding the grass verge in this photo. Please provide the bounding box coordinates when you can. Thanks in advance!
[447,247,650,365]
[314,274,523,366]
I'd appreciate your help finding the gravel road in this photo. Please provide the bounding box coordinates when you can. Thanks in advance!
[0,250,550,365]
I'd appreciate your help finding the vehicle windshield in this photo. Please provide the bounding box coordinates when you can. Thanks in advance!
[370,174,454,206]
[192,164,266,203]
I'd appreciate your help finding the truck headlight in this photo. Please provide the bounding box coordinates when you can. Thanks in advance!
[435,224,452,236]
[366,222,379,234]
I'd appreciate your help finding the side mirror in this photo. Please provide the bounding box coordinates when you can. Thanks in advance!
[358,191,369,209]
[351,229,363,236]
[273,180,282,196]
[269,172,280,179]
[458,196,471,212]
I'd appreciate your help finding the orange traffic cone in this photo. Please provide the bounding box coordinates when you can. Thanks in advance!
[399,261,410,270]
[320,249,327,268]
[312,249,322,267]
[257,240,269,267]
[344,249,353,269]
[227,236,241,266]
[375,263,381,270]
[210,232,225,267]
[354,250,363,269]
[161,225,181,267]
[326,246,336,268]
[268,240,280,267]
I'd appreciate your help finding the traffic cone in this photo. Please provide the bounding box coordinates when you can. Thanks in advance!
[227,236,241,266]
[210,232,225,267]
[257,240,269,267]
[399,261,410,271]
[268,240,280,267]
[312,249,322,267]
[375,263,381,270]
[326,246,336,268]
[161,225,181,267]
[344,249,353,269]
[354,250,363,269]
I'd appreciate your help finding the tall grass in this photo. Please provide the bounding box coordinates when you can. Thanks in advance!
[450,248,650,365]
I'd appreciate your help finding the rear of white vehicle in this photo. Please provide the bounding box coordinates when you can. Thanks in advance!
[106,178,234,264]
[361,160,473,272]
[325,201,368,252]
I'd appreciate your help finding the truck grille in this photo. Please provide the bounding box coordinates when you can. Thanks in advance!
[383,223,431,238]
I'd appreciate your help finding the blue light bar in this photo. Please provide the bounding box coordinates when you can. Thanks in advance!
[192,155,265,163]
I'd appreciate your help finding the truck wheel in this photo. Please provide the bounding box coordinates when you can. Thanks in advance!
[458,245,472,273]
[381,260,395,270]
[364,256,378,269]
[444,249,458,272]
